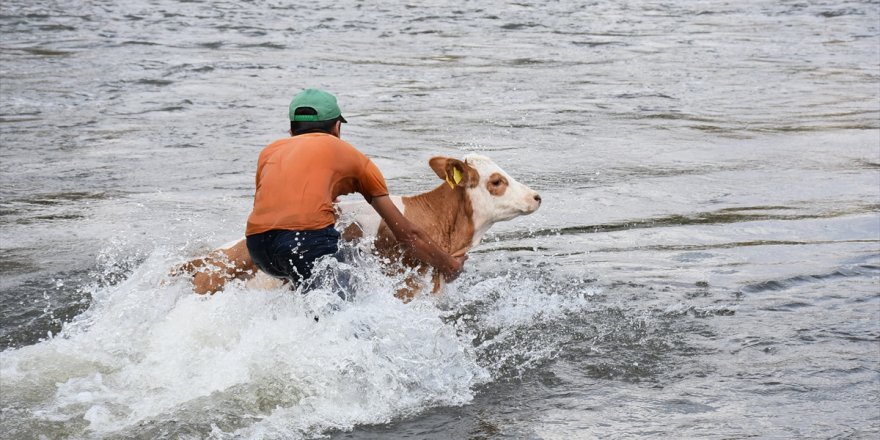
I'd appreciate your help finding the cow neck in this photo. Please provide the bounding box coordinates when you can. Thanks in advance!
[402,184,475,256]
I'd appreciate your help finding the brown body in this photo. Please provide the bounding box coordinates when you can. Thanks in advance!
[176,154,541,299]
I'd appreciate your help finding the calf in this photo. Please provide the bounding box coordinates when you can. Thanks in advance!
[176,154,541,298]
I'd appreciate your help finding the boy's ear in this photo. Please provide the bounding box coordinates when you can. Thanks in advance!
[428,157,476,189]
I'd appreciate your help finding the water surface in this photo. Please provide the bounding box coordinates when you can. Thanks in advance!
[1,1,878,438]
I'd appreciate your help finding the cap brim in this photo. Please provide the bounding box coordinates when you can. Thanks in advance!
[339,115,347,123]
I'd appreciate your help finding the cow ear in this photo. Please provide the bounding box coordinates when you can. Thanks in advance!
[428,157,453,180]
[429,157,474,189]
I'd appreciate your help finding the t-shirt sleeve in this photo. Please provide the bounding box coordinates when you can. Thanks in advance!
[358,158,389,203]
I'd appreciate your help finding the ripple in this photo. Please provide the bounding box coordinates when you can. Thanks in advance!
[135,79,174,86]
[742,263,880,294]
[1,46,76,56]
[239,42,286,49]
[493,204,880,240]
[6,191,111,206]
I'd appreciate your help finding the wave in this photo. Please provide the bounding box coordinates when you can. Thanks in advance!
[0,245,492,438]
[489,203,880,241]
[0,240,602,439]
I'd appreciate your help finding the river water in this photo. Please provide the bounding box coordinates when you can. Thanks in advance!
[1,1,878,439]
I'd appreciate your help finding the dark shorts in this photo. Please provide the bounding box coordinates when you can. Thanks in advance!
[246,226,340,285]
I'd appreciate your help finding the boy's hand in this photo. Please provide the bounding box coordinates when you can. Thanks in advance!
[442,254,468,282]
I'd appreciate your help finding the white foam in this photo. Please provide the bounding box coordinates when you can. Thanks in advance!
[439,272,601,380]
[0,248,491,438]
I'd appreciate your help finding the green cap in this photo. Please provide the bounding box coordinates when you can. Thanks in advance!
[288,88,347,123]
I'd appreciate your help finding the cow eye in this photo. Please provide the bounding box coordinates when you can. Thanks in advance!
[491,179,501,186]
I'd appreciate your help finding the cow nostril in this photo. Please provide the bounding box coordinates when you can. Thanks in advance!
[534,194,542,203]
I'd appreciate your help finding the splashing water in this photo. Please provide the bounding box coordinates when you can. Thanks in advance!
[3,248,452,437]
[0,237,598,439]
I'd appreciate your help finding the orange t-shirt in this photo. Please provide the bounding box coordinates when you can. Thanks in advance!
[245,133,389,235]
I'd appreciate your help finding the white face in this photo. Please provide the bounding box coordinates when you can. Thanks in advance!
[463,154,541,235]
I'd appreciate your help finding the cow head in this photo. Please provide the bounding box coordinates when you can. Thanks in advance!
[429,153,541,244]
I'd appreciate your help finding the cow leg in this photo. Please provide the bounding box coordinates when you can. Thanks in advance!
[188,239,257,294]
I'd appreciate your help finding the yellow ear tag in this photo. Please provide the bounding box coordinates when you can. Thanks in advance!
[445,167,463,189]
